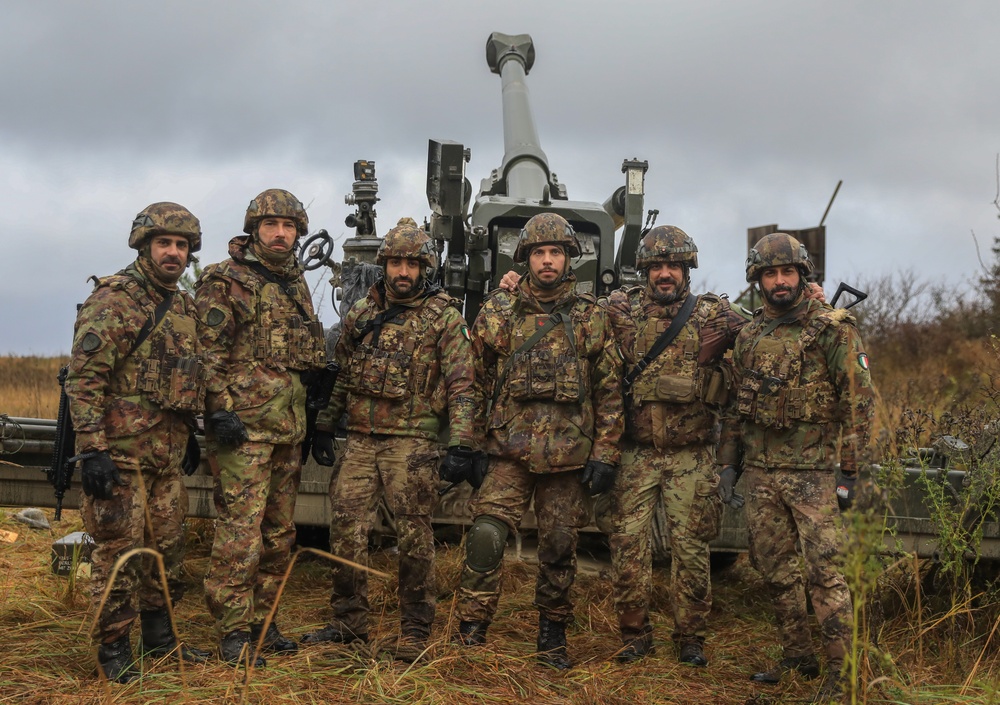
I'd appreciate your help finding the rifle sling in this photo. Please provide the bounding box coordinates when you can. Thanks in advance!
[127,290,174,359]
[624,294,699,389]
[490,309,572,409]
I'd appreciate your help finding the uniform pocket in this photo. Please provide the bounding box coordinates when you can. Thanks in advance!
[687,477,723,542]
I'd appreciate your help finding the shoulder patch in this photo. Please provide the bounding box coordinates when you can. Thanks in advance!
[460,324,471,341]
[205,307,227,327]
[858,352,870,370]
[80,331,103,353]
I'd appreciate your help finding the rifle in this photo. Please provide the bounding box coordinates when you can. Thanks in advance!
[830,282,868,309]
[302,360,341,463]
[48,365,76,521]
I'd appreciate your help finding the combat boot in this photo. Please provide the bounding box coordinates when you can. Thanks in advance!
[383,631,429,663]
[751,654,821,683]
[678,637,708,667]
[536,616,572,670]
[300,623,369,645]
[139,609,210,662]
[454,620,488,646]
[219,630,266,668]
[813,665,848,703]
[97,634,139,683]
[250,622,298,654]
[616,609,653,663]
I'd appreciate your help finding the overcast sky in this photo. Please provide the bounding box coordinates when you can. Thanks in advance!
[2,1,998,355]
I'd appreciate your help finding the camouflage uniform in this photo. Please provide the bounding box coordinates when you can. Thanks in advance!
[68,259,203,642]
[64,203,206,682]
[718,233,875,680]
[314,272,479,643]
[456,272,623,626]
[605,282,744,655]
[197,192,325,641]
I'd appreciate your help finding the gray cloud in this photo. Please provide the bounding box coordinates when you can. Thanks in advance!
[2,1,998,354]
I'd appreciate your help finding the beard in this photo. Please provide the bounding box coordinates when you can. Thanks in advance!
[762,280,805,310]
[647,274,684,305]
[387,274,420,297]
[150,255,186,284]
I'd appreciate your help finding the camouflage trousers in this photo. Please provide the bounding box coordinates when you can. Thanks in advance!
[326,433,440,639]
[457,458,591,624]
[82,425,189,643]
[605,442,721,643]
[203,440,302,635]
[744,466,853,664]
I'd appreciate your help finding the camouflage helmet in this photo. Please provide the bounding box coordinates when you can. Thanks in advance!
[512,212,582,264]
[636,225,698,270]
[243,188,309,236]
[376,218,436,273]
[129,202,202,252]
[745,232,814,282]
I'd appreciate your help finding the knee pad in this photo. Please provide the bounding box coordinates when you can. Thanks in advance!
[465,515,509,573]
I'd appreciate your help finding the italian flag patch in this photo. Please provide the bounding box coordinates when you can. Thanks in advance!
[858,353,869,370]
[461,325,471,341]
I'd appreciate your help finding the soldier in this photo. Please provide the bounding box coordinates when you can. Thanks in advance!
[300,219,480,662]
[196,189,326,666]
[65,202,211,682]
[603,226,747,666]
[717,232,875,703]
[454,213,623,670]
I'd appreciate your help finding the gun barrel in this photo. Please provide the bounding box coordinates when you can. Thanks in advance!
[486,32,550,200]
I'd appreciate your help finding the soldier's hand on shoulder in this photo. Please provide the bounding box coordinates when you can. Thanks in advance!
[805,283,826,304]
[498,270,521,292]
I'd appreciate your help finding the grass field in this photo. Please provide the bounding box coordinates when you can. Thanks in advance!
[1,507,999,705]
[0,355,68,419]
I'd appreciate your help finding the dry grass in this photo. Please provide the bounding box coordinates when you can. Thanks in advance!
[0,355,69,419]
[1,509,999,705]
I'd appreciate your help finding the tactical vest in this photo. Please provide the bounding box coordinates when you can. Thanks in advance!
[102,274,205,414]
[623,290,728,446]
[736,308,846,429]
[345,294,451,401]
[214,260,325,371]
[501,299,586,405]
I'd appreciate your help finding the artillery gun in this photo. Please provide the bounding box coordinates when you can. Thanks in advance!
[3,33,1000,572]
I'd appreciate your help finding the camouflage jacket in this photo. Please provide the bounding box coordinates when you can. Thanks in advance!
[718,298,876,472]
[65,260,202,458]
[473,276,623,473]
[606,286,747,448]
[195,237,325,444]
[317,282,480,447]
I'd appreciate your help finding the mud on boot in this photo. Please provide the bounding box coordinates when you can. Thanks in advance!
[536,616,571,670]
[139,609,210,663]
[251,622,298,654]
[97,634,139,684]
[219,630,266,668]
[383,632,429,663]
[454,620,488,647]
[300,623,369,645]
[751,654,821,683]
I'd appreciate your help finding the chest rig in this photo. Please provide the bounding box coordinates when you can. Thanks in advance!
[346,294,449,400]
[498,297,585,406]
[103,274,205,413]
[627,292,705,405]
[737,307,847,429]
[237,261,325,371]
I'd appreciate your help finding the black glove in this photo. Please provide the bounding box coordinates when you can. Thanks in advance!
[181,431,201,476]
[837,471,857,511]
[312,430,337,467]
[468,451,489,490]
[208,410,249,447]
[580,460,616,496]
[440,446,476,484]
[717,465,744,509]
[81,451,126,500]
